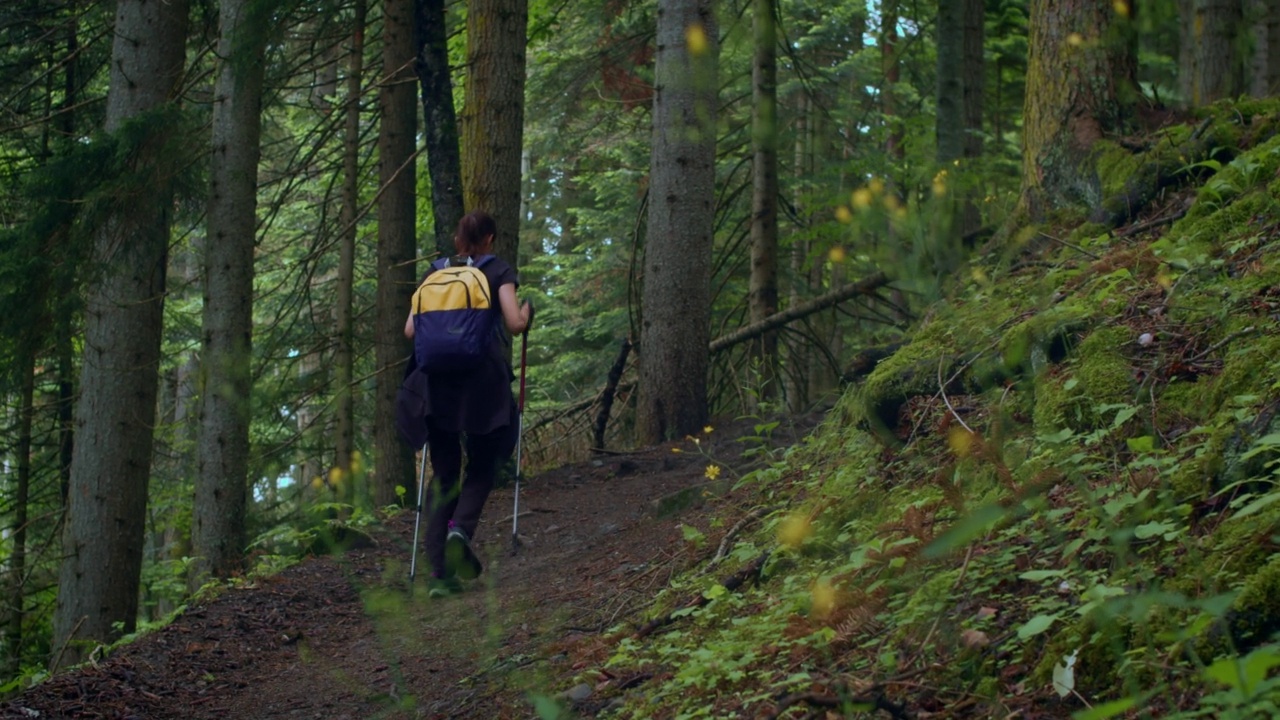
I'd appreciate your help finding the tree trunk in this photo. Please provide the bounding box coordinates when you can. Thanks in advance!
[375,0,418,506]
[53,0,190,667]
[783,91,812,413]
[193,0,269,587]
[1249,0,1280,96]
[749,0,779,404]
[415,0,465,255]
[636,0,717,444]
[881,0,903,163]
[335,0,366,490]
[460,0,528,264]
[1018,0,1133,222]
[6,355,34,676]
[1182,0,1244,106]
[936,0,985,245]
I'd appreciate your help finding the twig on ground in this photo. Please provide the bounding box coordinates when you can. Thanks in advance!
[699,507,768,575]
[937,357,973,434]
[1188,326,1258,363]
[50,614,87,675]
[1038,231,1100,260]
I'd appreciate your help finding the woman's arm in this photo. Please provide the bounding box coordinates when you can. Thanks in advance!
[404,311,414,339]
[497,283,532,335]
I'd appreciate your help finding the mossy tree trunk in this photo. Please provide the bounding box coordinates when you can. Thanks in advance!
[375,0,419,506]
[1017,0,1136,222]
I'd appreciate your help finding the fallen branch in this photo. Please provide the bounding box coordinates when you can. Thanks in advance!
[593,337,633,449]
[709,272,890,354]
[699,507,768,575]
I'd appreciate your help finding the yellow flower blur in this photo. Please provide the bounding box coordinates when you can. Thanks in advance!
[851,188,873,210]
[704,425,714,434]
[686,24,708,55]
[778,513,812,548]
[829,246,847,263]
[811,579,837,619]
[705,464,722,480]
[948,426,976,457]
[834,205,853,223]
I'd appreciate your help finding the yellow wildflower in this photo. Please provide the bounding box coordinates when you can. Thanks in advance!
[704,464,722,480]
[686,24,709,55]
[703,425,714,434]
[811,579,837,619]
[778,513,812,548]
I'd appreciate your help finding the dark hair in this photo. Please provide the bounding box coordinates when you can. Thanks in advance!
[454,210,496,256]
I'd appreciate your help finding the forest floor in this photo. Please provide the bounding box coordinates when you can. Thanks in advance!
[2,413,822,720]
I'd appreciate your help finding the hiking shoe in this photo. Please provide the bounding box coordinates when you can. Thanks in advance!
[427,576,462,598]
[445,526,483,580]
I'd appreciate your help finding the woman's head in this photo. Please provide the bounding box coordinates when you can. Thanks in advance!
[454,211,497,256]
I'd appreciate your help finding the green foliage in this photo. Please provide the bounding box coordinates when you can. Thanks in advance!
[575,103,1280,718]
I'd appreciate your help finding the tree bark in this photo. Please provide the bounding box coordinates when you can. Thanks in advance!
[749,0,779,404]
[636,0,718,444]
[6,355,34,676]
[460,0,529,264]
[1181,0,1244,106]
[783,91,812,413]
[1018,0,1133,222]
[1249,0,1280,97]
[53,0,190,667]
[193,0,270,587]
[881,0,903,162]
[334,0,366,490]
[375,0,418,506]
[415,0,464,255]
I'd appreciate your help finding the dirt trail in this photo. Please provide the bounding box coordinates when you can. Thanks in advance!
[3,415,817,719]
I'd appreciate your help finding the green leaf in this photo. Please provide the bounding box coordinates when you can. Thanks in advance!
[1231,491,1280,520]
[1017,613,1059,640]
[1133,520,1177,540]
[1111,406,1139,428]
[1019,569,1066,581]
[924,503,1009,558]
[1203,645,1280,697]
[1125,436,1155,453]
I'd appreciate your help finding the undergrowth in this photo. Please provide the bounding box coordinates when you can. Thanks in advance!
[551,103,1280,718]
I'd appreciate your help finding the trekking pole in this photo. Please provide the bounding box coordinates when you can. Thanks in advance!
[512,303,532,553]
[409,443,429,587]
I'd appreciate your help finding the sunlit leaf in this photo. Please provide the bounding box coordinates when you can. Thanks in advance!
[1017,613,1058,640]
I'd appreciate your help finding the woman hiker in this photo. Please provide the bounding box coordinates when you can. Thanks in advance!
[403,210,534,596]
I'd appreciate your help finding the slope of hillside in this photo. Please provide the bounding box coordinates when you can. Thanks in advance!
[553,101,1280,719]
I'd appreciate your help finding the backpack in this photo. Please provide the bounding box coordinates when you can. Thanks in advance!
[411,254,498,373]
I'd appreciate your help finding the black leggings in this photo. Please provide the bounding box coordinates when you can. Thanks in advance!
[422,418,517,578]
